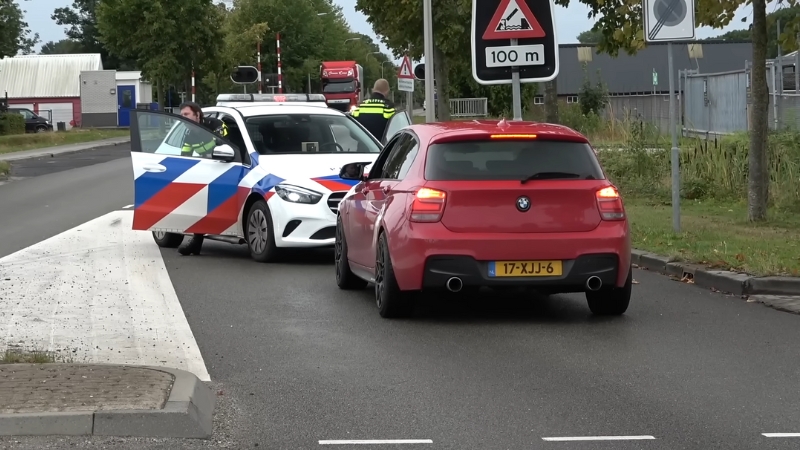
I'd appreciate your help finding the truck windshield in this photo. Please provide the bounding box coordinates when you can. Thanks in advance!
[244,113,382,154]
[323,81,356,93]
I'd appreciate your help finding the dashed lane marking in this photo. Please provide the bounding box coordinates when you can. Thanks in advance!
[763,433,800,437]
[319,440,433,445]
[122,204,133,209]
[542,436,656,441]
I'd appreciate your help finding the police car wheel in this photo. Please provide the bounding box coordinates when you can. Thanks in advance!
[246,200,280,263]
[152,231,184,248]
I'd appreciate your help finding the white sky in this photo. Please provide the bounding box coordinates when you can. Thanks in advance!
[21,0,766,65]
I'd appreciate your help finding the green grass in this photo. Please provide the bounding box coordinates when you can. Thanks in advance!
[0,161,9,177]
[1,349,56,364]
[0,129,130,155]
[625,197,800,276]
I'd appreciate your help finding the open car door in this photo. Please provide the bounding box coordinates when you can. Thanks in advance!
[129,110,248,236]
[381,110,412,145]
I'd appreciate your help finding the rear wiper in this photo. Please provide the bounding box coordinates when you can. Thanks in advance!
[520,172,584,184]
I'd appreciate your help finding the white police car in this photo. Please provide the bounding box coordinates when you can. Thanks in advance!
[128,93,411,261]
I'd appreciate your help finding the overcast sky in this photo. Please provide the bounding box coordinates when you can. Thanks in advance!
[21,0,763,65]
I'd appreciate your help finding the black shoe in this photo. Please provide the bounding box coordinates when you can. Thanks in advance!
[178,236,204,256]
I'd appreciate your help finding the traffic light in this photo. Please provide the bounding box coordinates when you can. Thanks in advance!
[230,66,259,84]
[414,63,425,80]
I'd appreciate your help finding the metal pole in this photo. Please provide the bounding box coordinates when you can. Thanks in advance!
[795,33,799,94]
[257,42,262,94]
[777,19,783,128]
[423,0,435,123]
[407,90,413,116]
[668,41,680,233]
[511,38,522,120]
[276,33,283,93]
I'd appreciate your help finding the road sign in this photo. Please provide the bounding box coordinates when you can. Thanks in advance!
[471,0,559,85]
[483,0,545,40]
[643,0,696,42]
[397,55,414,92]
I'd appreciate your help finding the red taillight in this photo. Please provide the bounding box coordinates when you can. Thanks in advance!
[410,188,446,222]
[490,134,537,139]
[596,186,625,220]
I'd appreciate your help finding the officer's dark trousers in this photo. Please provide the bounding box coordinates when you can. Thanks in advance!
[178,234,204,255]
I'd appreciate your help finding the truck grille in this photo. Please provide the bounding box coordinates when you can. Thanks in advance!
[327,191,347,214]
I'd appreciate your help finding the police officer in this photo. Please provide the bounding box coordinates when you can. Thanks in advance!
[351,79,395,139]
[176,101,229,256]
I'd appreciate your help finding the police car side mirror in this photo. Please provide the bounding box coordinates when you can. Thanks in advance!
[340,162,370,181]
[212,144,236,162]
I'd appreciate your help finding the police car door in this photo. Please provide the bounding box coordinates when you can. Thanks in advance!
[129,109,249,236]
[380,111,412,145]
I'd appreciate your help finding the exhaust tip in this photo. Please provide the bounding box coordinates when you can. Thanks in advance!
[446,277,463,293]
[586,276,602,291]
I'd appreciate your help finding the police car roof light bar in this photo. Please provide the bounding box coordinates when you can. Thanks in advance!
[216,93,328,104]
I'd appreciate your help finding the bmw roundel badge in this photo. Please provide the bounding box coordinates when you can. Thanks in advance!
[516,196,531,212]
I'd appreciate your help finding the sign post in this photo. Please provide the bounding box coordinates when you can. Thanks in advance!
[397,55,415,114]
[471,0,558,120]
[643,0,696,233]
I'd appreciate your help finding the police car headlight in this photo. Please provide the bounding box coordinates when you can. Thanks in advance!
[274,184,323,204]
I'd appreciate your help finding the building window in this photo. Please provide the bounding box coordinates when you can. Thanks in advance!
[534,96,544,105]
[567,96,579,103]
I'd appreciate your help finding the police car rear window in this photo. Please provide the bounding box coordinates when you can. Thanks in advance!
[244,114,381,154]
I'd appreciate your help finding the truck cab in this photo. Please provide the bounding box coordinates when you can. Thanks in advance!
[320,61,364,112]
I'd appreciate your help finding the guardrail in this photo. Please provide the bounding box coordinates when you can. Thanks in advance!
[449,98,488,117]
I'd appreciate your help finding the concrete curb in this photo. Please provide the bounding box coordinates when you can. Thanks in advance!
[631,249,800,314]
[0,138,131,163]
[0,365,214,439]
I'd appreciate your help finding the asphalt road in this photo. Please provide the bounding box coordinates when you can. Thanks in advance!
[2,146,800,449]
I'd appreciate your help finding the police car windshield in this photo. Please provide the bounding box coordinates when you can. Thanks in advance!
[245,114,381,154]
[323,81,356,93]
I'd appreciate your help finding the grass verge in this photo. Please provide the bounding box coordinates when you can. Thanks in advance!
[1,349,56,364]
[0,161,9,178]
[0,129,130,155]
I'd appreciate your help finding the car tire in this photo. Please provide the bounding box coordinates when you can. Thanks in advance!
[152,231,184,248]
[374,232,413,318]
[335,216,368,290]
[35,125,48,133]
[245,199,280,263]
[586,267,632,315]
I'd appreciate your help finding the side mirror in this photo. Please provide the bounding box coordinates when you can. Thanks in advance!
[212,144,236,162]
[339,161,371,181]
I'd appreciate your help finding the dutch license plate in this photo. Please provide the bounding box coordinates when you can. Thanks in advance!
[488,260,563,277]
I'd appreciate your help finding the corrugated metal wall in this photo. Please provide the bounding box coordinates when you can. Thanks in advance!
[682,71,748,137]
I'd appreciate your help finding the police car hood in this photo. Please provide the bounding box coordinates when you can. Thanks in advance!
[257,153,378,189]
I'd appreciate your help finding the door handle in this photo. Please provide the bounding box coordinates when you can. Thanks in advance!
[142,164,166,173]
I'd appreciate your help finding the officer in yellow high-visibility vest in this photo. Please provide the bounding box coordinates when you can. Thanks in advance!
[351,79,395,140]
[176,101,229,256]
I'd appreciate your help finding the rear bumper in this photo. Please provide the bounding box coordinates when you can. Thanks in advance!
[390,221,631,291]
[422,254,620,293]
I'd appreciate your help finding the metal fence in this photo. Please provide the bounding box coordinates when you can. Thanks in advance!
[602,94,672,131]
[449,98,488,117]
[682,69,749,139]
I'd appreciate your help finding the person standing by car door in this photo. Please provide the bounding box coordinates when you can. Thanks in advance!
[351,79,396,140]
[176,101,230,256]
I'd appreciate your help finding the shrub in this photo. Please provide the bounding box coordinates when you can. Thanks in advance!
[0,113,25,136]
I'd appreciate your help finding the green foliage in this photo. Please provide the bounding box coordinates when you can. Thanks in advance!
[52,0,134,70]
[576,28,603,44]
[0,112,25,136]
[577,64,607,116]
[39,39,85,55]
[0,0,39,58]
[709,5,800,58]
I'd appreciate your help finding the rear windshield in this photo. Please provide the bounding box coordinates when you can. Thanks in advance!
[424,140,605,181]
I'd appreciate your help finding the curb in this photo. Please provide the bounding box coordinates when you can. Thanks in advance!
[0,138,131,163]
[0,365,214,439]
[632,249,800,313]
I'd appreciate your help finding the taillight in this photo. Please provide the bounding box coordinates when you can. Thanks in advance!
[490,134,537,139]
[410,187,446,222]
[596,186,625,220]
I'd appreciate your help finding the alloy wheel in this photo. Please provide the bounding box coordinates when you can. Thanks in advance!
[248,209,269,254]
[375,241,385,309]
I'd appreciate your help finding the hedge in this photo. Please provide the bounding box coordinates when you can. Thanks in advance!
[0,113,25,136]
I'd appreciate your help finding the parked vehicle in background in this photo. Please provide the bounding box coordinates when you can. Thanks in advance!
[8,107,53,133]
[320,61,364,112]
[334,119,633,318]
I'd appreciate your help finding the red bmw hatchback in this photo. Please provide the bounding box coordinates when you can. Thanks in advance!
[334,119,632,318]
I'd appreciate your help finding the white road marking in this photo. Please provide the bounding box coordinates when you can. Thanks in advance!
[0,210,210,382]
[542,436,656,441]
[122,204,133,209]
[762,433,800,437]
[319,440,433,445]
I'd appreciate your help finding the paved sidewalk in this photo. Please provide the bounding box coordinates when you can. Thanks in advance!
[0,137,131,162]
[0,364,214,438]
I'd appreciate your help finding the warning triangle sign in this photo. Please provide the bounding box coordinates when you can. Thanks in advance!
[398,55,414,79]
[483,0,545,40]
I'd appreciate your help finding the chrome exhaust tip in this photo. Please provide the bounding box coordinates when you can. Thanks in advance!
[585,276,602,291]
[446,277,463,293]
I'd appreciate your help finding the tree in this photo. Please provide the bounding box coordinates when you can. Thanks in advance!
[0,0,39,58]
[709,6,800,59]
[577,28,603,44]
[40,39,85,55]
[96,0,224,107]
[52,0,134,69]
